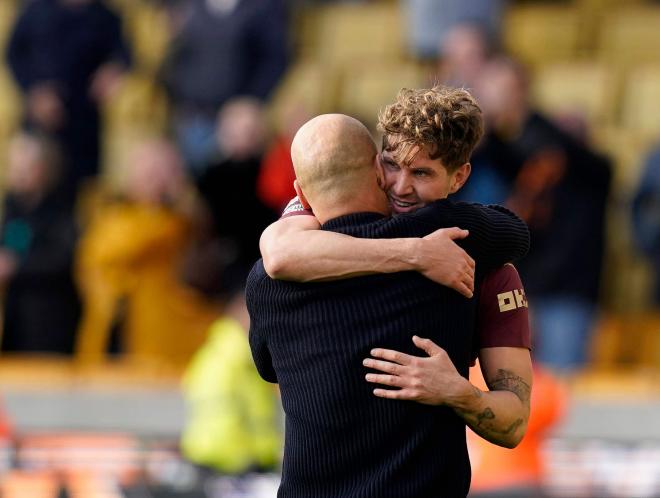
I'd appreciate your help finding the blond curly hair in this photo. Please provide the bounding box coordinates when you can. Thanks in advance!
[377,86,483,171]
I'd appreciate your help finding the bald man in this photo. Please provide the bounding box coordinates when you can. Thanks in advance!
[246,114,529,498]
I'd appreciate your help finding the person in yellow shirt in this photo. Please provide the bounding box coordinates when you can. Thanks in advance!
[181,286,282,474]
[76,138,218,367]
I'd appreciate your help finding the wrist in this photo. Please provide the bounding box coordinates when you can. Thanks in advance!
[373,238,421,273]
[448,377,483,412]
[400,238,424,271]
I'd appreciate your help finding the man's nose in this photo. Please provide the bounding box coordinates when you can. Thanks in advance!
[392,172,413,196]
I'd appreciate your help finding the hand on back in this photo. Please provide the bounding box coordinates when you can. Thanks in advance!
[363,336,468,406]
[415,227,475,298]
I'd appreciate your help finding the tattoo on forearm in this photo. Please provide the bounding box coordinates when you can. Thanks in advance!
[489,369,531,406]
[475,407,494,427]
[503,418,524,435]
[454,370,531,444]
[472,407,523,437]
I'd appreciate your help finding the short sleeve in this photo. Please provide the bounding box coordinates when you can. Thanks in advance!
[472,264,531,359]
[281,196,314,219]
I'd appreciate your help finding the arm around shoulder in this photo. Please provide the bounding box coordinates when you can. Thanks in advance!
[260,215,321,280]
[259,214,428,282]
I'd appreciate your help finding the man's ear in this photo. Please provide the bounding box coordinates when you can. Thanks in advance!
[449,163,471,194]
[293,180,311,209]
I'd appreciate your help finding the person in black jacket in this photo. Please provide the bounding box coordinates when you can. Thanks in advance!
[0,131,80,355]
[470,57,612,372]
[6,0,131,197]
[160,0,288,171]
[247,113,529,497]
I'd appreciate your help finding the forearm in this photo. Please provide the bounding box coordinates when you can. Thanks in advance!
[260,218,421,282]
[450,380,530,448]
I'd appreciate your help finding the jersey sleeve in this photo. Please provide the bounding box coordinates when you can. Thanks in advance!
[472,264,531,360]
[281,196,314,218]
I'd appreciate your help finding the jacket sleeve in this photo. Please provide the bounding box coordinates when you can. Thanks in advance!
[423,200,531,272]
[246,266,278,383]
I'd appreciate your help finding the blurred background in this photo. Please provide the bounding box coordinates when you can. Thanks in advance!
[0,0,658,496]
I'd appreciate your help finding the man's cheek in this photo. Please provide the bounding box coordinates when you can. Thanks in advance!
[382,172,397,193]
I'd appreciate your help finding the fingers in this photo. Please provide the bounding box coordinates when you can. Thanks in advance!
[365,373,406,388]
[460,250,476,273]
[368,348,412,365]
[449,269,474,297]
[444,227,469,240]
[456,281,473,299]
[412,335,443,356]
[362,357,403,375]
[372,388,415,400]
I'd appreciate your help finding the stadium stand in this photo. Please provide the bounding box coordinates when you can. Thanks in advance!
[503,4,584,68]
[0,1,659,496]
[531,61,618,129]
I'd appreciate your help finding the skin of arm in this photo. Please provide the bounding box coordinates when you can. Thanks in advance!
[259,215,476,297]
[363,338,532,448]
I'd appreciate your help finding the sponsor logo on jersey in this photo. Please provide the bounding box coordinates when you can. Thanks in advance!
[497,288,528,312]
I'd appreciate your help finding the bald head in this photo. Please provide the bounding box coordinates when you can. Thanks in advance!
[291,114,383,218]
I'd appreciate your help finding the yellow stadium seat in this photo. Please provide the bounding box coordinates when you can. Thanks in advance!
[314,3,405,66]
[0,1,17,48]
[293,6,323,59]
[531,61,618,128]
[634,312,660,367]
[102,73,169,135]
[0,1,20,142]
[620,65,660,139]
[592,126,651,196]
[268,60,336,119]
[0,69,21,139]
[123,3,171,74]
[337,63,424,131]
[598,6,660,66]
[503,4,583,68]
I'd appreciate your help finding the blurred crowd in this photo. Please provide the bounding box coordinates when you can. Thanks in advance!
[0,0,288,365]
[0,0,657,495]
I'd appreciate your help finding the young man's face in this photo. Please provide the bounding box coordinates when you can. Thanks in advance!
[379,142,464,214]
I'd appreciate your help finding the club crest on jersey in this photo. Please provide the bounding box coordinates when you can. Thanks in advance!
[282,197,305,216]
[497,288,528,312]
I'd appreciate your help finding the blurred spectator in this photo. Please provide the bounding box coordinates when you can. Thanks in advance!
[75,138,218,366]
[631,147,660,305]
[403,0,505,60]
[5,0,131,199]
[181,286,282,475]
[256,102,312,212]
[195,97,279,283]
[471,57,612,372]
[435,22,499,89]
[0,132,81,355]
[468,364,567,497]
[160,0,289,172]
